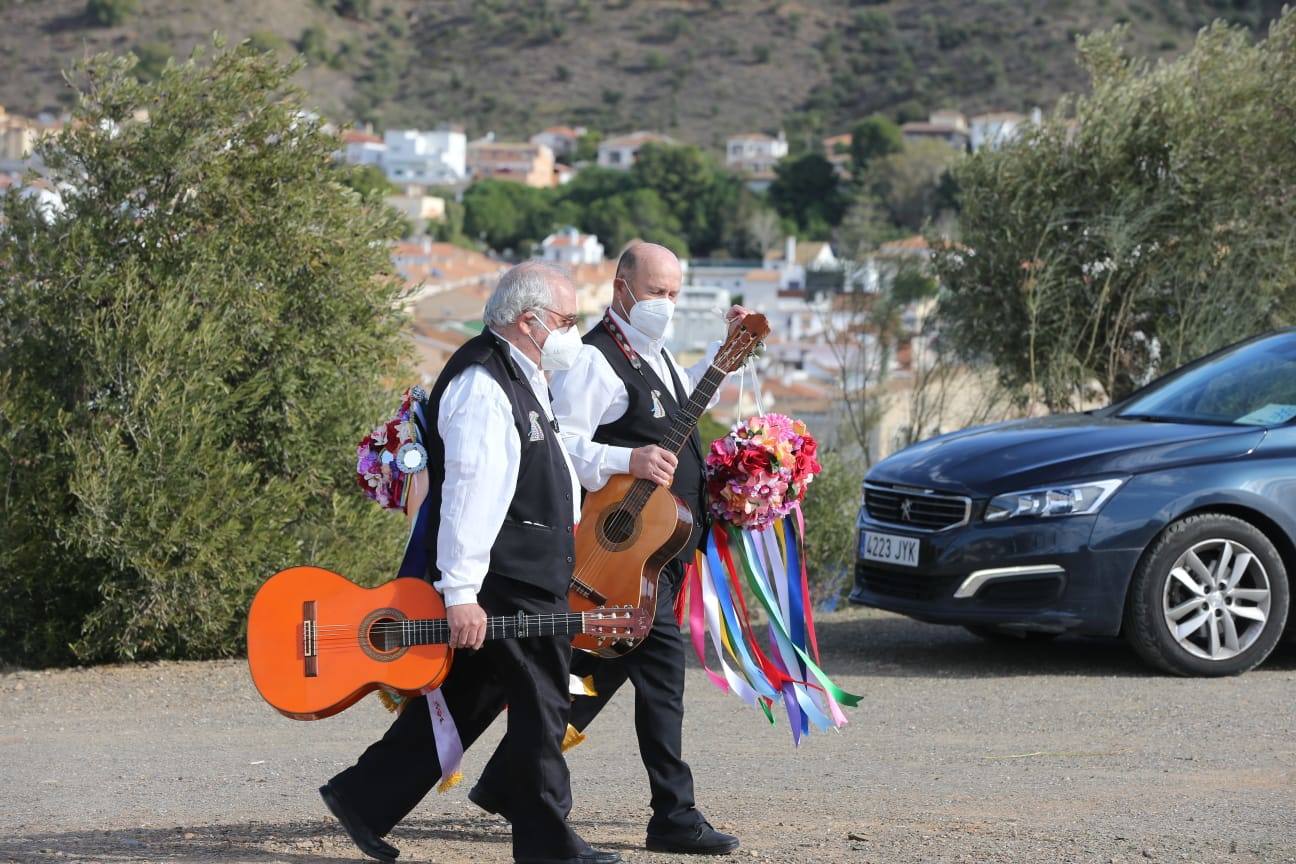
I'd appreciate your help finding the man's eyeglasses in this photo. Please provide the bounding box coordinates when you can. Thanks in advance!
[540,307,579,329]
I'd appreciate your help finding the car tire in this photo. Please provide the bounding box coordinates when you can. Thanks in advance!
[964,625,1060,643]
[1124,513,1290,677]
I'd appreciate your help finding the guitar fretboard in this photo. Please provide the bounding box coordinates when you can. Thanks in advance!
[390,611,590,647]
[621,363,727,516]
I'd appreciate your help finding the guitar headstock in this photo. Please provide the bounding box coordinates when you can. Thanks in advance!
[713,313,770,374]
[584,605,652,639]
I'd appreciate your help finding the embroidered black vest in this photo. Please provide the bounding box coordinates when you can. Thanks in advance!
[420,331,575,597]
[584,318,709,561]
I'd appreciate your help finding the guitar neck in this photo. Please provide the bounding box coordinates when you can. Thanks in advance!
[396,611,590,647]
[658,363,727,456]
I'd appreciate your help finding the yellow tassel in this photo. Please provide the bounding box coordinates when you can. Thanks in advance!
[436,771,464,793]
[376,690,402,713]
[561,724,587,753]
[578,674,598,697]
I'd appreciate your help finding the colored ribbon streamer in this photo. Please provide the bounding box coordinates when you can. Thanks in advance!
[677,512,861,743]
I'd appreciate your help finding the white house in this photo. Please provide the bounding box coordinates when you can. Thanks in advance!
[969,112,1026,152]
[763,236,838,291]
[341,130,385,167]
[725,131,788,176]
[382,126,467,186]
[597,131,675,170]
[539,226,604,265]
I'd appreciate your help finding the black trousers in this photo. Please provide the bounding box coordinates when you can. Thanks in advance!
[328,575,582,860]
[477,559,701,835]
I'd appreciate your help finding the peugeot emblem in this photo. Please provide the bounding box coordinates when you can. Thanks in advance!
[900,499,913,521]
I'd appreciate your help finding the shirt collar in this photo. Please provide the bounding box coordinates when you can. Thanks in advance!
[608,305,665,357]
[488,327,546,387]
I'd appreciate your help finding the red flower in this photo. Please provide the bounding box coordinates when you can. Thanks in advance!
[737,447,770,477]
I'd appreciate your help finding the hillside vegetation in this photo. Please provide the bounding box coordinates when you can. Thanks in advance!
[1,0,1285,150]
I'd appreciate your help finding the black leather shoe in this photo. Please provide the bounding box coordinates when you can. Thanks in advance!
[468,782,512,822]
[319,783,399,863]
[646,821,740,855]
[514,851,621,864]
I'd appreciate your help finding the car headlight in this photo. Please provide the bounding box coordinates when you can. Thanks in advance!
[984,478,1126,522]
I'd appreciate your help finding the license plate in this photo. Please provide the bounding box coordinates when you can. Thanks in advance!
[861,531,920,568]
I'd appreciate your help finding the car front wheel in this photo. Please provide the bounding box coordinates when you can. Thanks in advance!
[1125,513,1290,676]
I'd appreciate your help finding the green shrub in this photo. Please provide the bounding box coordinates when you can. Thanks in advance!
[0,44,410,667]
[800,450,864,607]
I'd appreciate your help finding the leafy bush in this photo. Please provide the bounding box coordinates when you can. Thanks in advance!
[800,450,864,607]
[935,14,1296,409]
[0,45,410,666]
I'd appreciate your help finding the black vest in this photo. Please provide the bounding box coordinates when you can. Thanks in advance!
[420,331,575,597]
[584,321,709,561]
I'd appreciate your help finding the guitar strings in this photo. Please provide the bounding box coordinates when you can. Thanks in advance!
[574,358,732,584]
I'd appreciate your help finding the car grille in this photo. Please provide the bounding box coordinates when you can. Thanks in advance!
[855,563,960,602]
[864,485,970,531]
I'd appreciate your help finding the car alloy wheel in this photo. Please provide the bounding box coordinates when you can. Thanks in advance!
[1161,538,1271,662]
[1125,513,1289,677]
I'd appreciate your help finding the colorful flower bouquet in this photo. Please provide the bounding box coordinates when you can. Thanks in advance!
[705,413,821,531]
[355,386,429,512]
[677,412,856,744]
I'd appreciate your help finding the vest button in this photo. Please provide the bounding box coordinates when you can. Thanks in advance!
[566,555,574,564]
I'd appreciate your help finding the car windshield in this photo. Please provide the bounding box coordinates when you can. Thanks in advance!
[1116,332,1296,426]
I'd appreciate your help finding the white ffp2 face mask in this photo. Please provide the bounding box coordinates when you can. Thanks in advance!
[618,288,675,341]
[530,317,582,371]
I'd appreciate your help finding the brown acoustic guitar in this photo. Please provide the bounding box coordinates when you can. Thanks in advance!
[568,313,770,657]
[247,565,648,720]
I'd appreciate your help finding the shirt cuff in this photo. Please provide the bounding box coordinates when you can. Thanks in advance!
[609,446,633,475]
[443,586,479,607]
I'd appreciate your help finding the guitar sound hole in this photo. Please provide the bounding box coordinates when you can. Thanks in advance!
[368,617,401,653]
[601,509,636,545]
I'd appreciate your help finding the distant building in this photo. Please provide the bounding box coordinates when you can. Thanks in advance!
[901,111,970,152]
[969,110,1040,152]
[725,131,788,176]
[597,131,675,170]
[0,105,38,167]
[382,126,467,186]
[391,238,508,306]
[530,125,586,161]
[763,236,838,292]
[553,162,577,185]
[539,226,604,266]
[467,138,556,188]
[385,186,447,235]
[341,129,384,167]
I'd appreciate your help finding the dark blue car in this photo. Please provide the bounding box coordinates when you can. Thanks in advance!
[851,330,1296,676]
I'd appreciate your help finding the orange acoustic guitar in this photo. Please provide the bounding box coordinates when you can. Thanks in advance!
[247,565,648,720]
[568,313,770,658]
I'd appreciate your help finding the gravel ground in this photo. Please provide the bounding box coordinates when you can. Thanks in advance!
[2,606,1294,864]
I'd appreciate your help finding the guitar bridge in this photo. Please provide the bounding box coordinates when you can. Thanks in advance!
[302,600,318,678]
[569,577,608,606]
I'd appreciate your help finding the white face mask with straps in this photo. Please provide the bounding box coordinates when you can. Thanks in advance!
[528,315,582,371]
[617,284,675,341]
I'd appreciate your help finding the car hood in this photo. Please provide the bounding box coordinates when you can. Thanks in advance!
[867,414,1265,496]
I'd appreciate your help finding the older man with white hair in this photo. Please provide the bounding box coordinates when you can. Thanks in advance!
[321,261,619,864]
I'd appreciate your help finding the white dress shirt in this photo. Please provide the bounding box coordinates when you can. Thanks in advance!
[433,331,581,607]
[551,308,724,492]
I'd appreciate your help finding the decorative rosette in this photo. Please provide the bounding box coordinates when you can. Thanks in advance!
[355,388,428,511]
[704,413,821,531]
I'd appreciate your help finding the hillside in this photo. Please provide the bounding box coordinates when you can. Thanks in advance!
[1,0,1285,151]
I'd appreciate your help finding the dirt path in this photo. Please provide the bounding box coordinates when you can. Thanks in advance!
[3,608,1294,864]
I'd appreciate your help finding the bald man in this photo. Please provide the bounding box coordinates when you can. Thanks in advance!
[471,244,746,856]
